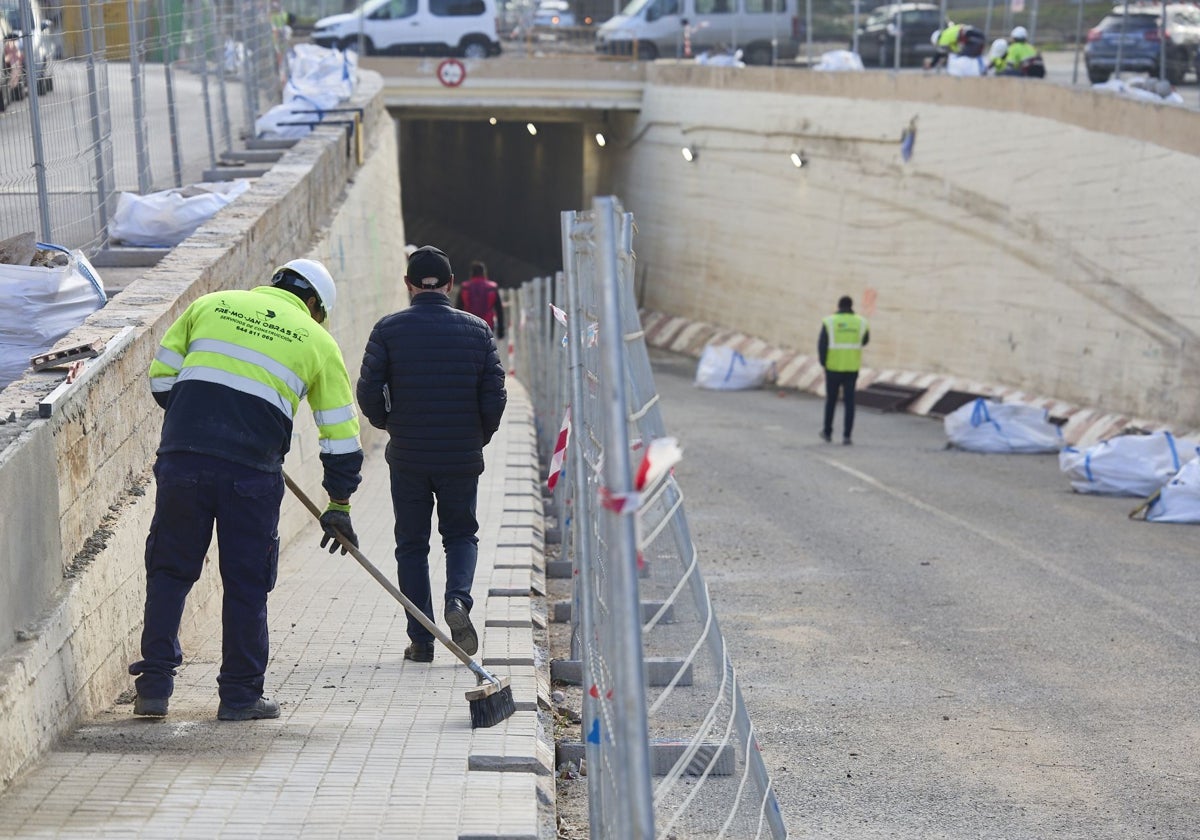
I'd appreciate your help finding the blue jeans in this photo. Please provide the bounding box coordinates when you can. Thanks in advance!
[389,469,479,644]
[128,452,282,707]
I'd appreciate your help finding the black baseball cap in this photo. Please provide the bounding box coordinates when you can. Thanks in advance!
[407,246,453,288]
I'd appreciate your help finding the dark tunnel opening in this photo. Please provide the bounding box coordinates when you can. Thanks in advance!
[397,117,585,289]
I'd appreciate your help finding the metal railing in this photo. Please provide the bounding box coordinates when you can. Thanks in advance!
[513,195,787,839]
[1,0,283,252]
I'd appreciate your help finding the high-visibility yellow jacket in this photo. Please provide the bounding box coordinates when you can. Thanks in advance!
[149,285,363,499]
[1002,40,1038,71]
[820,312,870,373]
[938,23,964,53]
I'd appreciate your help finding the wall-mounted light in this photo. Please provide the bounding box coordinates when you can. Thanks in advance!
[488,116,497,125]
[790,151,807,168]
[681,146,697,163]
[595,133,607,147]
[526,122,538,136]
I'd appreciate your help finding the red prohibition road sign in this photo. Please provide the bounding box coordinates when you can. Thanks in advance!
[437,58,466,87]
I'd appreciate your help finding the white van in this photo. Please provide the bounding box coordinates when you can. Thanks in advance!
[595,0,799,65]
[311,0,502,58]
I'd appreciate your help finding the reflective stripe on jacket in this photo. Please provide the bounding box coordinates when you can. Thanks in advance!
[822,312,868,372]
[149,286,363,497]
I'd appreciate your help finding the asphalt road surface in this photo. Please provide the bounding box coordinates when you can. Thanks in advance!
[647,347,1199,839]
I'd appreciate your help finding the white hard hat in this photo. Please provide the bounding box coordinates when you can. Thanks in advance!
[930,28,941,46]
[989,38,1008,59]
[1011,25,1027,40]
[274,258,337,313]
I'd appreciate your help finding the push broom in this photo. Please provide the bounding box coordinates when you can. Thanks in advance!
[283,472,516,728]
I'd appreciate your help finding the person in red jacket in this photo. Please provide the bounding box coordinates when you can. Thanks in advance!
[454,260,506,339]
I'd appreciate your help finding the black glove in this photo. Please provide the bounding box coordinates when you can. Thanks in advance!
[319,505,358,555]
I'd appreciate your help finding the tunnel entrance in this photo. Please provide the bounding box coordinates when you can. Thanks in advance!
[397,116,585,289]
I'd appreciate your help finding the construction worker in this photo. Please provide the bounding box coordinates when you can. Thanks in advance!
[998,26,1044,76]
[356,246,507,664]
[455,259,506,339]
[129,259,363,721]
[926,22,963,70]
[818,295,870,445]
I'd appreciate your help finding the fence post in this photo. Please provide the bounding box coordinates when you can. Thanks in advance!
[594,195,655,839]
[80,0,112,238]
[213,0,233,154]
[158,0,183,187]
[128,0,152,193]
[19,0,52,239]
[192,0,218,168]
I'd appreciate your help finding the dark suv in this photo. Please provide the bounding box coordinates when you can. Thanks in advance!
[1084,3,1200,84]
[853,2,941,67]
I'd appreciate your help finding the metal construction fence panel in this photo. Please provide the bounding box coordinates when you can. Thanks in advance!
[1,0,280,252]
[512,195,787,839]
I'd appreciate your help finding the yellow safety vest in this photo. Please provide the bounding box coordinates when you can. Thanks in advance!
[823,312,868,373]
[149,286,361,458]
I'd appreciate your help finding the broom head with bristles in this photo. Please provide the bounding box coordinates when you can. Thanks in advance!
[466,677,516,729]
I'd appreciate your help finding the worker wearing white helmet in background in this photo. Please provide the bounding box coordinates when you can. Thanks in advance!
[987,37,1009,73]
[998,24,1042,75]
[129,256,363,722]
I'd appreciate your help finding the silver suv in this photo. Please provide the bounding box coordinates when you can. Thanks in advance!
[1084,3,1200,84]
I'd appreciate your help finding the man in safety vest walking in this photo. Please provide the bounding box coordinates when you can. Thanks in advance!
[455,260,506,339]
[818,295,870,445]
[129,258,363,721]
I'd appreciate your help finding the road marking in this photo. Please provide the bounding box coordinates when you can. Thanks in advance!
[819,456,1200,647]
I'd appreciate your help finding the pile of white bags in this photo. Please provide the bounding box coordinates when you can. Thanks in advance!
[944,398,1062,453]
[815,50,864,72]
[109,180,252,247]
[1140,456,1200,523]
[694,344,775,391]
[946,53,987,76]
[1059,431,1193,496]
[0,241,106,389]
[256,44,358,140]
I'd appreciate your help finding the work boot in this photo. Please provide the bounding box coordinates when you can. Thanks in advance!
[217,697,281,721]
[819,430,832,443]
[444,598,478,656]
[133,695,168,717]
[404,641,435,662]
[843,437,852,446]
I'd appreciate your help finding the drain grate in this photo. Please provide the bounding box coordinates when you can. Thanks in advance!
[856,382,924,413]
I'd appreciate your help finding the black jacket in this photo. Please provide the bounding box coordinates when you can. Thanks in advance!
[357,291,507,475]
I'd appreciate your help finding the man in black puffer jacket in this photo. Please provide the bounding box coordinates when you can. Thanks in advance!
[356,246,507,663]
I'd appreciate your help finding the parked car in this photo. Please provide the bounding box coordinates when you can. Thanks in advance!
[1084,3,1200,84]
[595,0,801,66]
[310,0,503,58]
[0,15,24,112]
[852,2,940,67]
[532,0,575,27]
[0,0,53,94]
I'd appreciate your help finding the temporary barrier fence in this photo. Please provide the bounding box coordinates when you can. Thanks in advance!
[0,0,280,252]
[512,195,787,839]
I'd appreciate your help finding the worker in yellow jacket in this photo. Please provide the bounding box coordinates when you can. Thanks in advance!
[129,259,363,721]
[818,295,870,445]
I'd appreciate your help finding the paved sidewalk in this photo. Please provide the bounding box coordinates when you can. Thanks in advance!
[0,386,550,840]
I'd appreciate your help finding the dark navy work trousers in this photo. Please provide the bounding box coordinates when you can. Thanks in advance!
[128,452,283,707]
[823,370,859,440]
[389,468,479,644]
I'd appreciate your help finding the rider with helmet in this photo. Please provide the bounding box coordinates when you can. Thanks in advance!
[997,25,1044,76]
[129,257,363,722]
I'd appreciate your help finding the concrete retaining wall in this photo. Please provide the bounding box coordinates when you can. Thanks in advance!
[612,66,1200,433]
[0,71,404,793]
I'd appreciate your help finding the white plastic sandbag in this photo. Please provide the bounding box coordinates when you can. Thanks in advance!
[944,398,1062,453]
[286,42,357,102]
[109,181,252,247]
[1142,455,1200,523]
[946,53,986,76]
[694,344,775,391]
[816,50,864,72]
[1059,431,1192,496]
[0,244,106,389]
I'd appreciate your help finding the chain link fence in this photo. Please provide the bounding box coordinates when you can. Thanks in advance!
[512,195,787,839]
[1,0,283,252]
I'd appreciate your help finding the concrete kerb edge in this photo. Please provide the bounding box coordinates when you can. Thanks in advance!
[0,71,392,798]
[641,308,1200,450]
